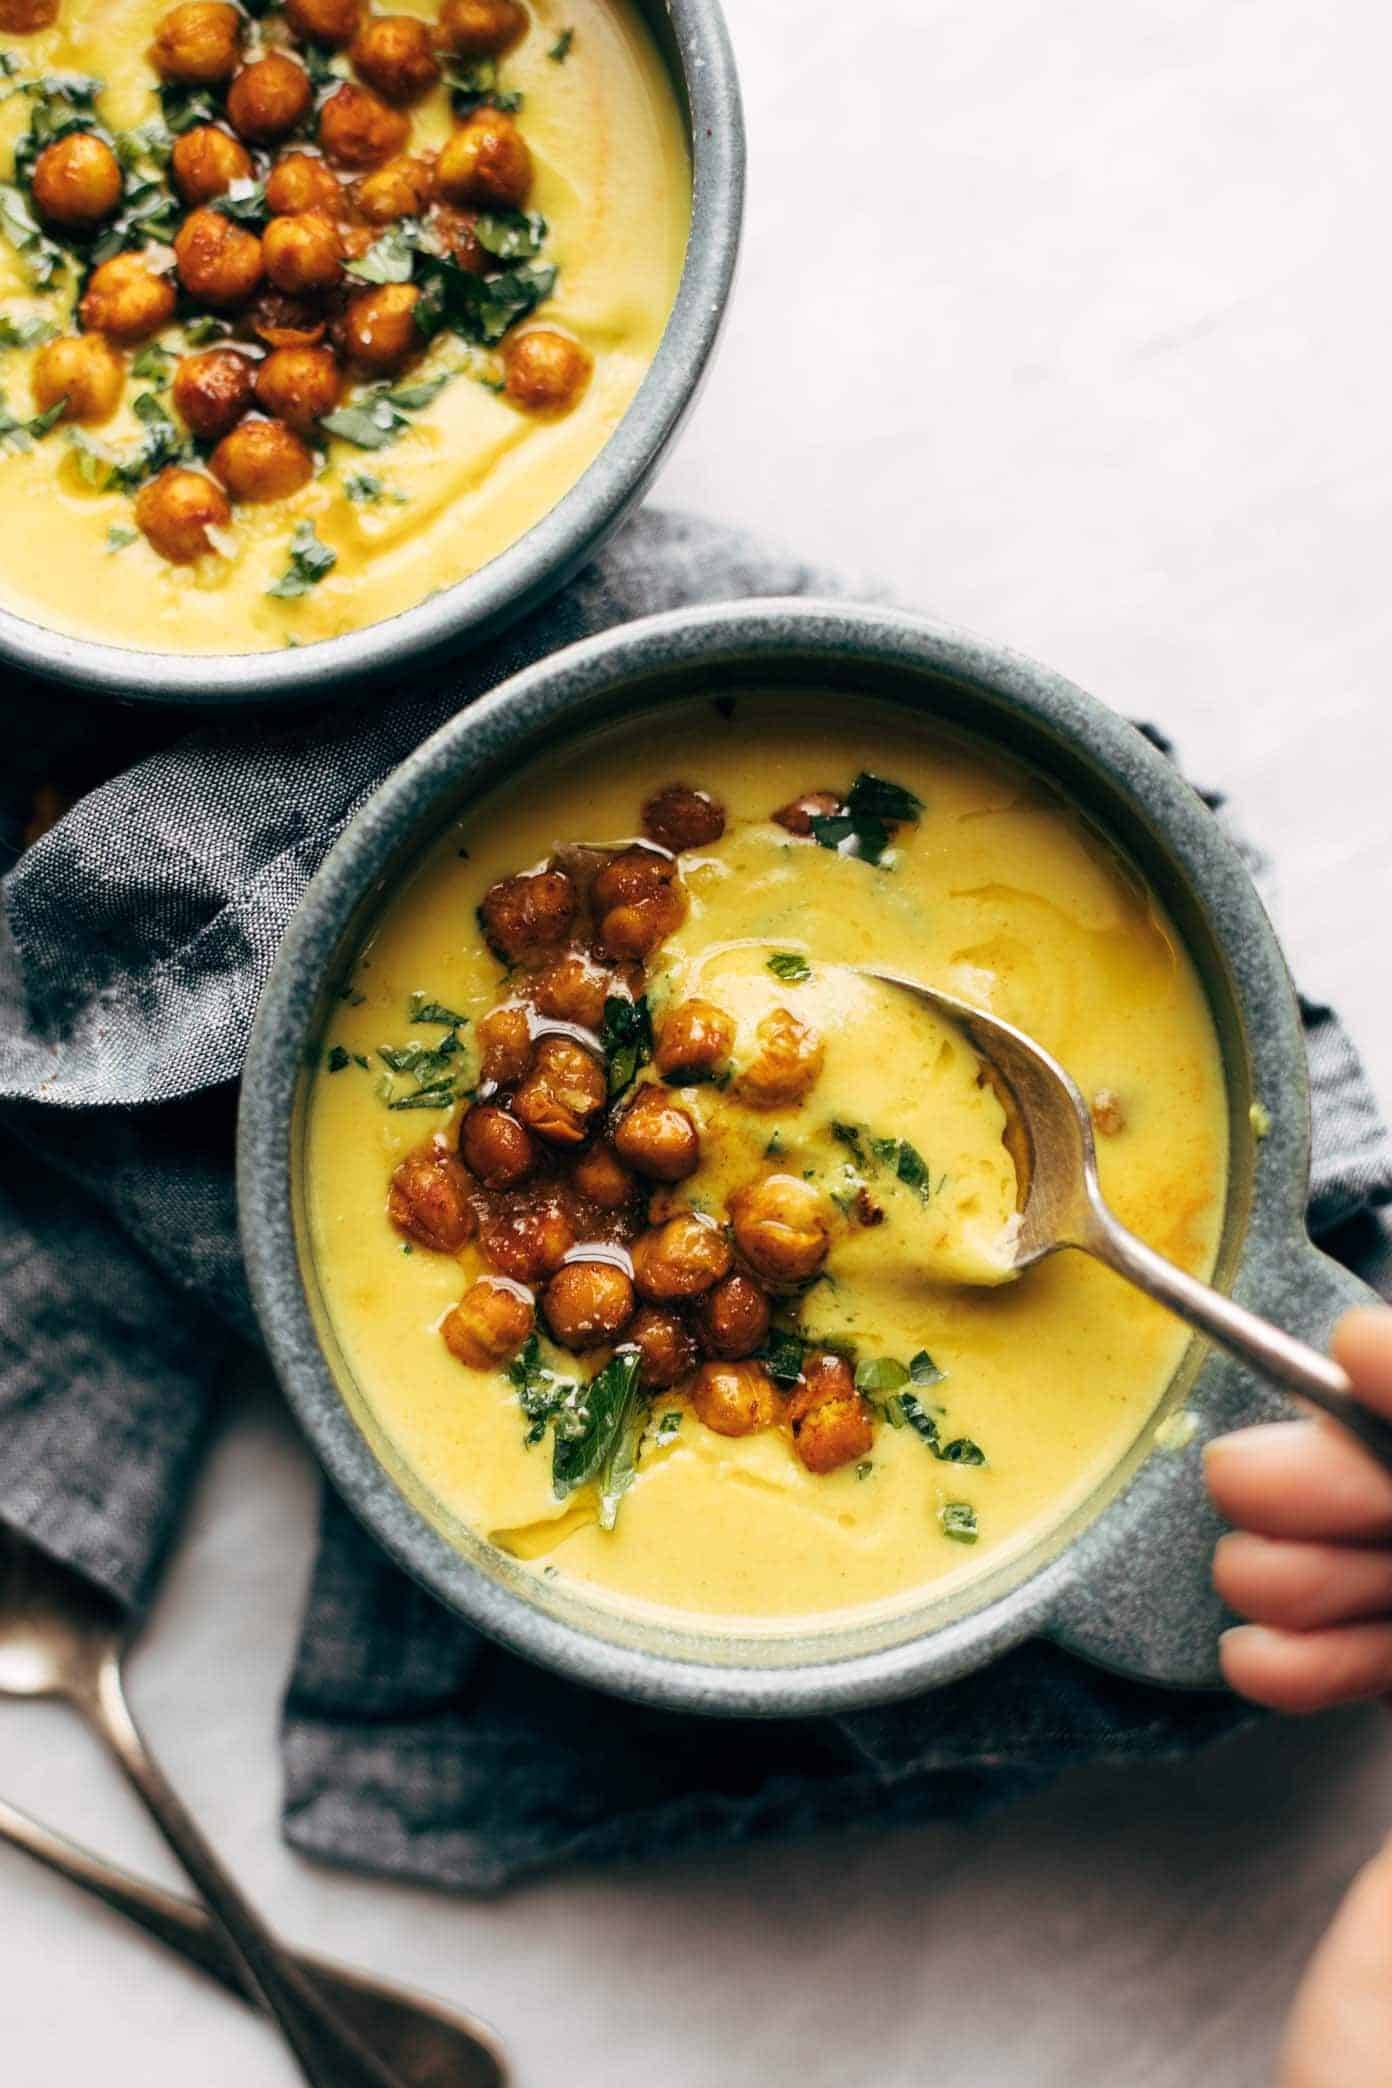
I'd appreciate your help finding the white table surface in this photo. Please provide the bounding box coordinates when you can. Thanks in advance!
[5,1,1392,2081]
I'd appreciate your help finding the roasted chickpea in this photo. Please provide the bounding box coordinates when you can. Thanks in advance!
[0,0,60,28]
[341,282,421,373]
[226,52,312,145]
[442,1276,534,1368]
[570,1141,633,1212]
[32,334,124,426]
[150,2,243,84]
[354,154,432,224]
[262,210,343,295]
[438,0,526,57]
[631,1212,732,1302]
[514,1036,607,1147]
[787,1351,856,1420]
[542,1259,635,1351]
[266,152,343,218]
[171,124,254,204]
[172,346,254,439]
[174,207,263,308]
[434,108,532,210]
[79,253,177,342]
[459,1100,535,1190]
[428,201,489,273]
[695,1273,771,1360]
[789,1355,874,1474]
[772,790,842,836]
[350,13,440,100]
[654,999,733,1084]
[612,1085,700,1184]
[245,288,328,350]
[730,1174,831,1285]
[690,1361,780,1438]
[502,328,592,416]
[285,0,363,44]
[209,416,313,501]
[479,1195,575,1283]
[478,867,576,963]
[478,1002,533,1086]
[31,133,122,229]
[318,81,410,168]
[134,468,231,564]
[628,1305,698,1392]
[736,1007,825,1110]
[531,951,614,1031]
[254,343,342,432]
[386,1144,476,1251]
[591,845,686,963]
[642,783,726,853]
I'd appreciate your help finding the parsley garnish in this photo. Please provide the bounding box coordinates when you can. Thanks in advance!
[940,1501,979,1544]
[552,1349,644,1524]
[656,1410,683,1443]
[107,390,191,491]
[266,520,337,598]
[105,524,136,552]
[767,950,811,984]
[829,1120,935,1203]
[599,993,653,1096]
[0,184,65,289]
[374,993,474,1109]
[444,56,523,115]
[409,993,468,1027]
[548,27,574,60]
[473,209,547,260]
[810,771,924,865]
[345,226,416,284]
[211,175,268,228]
[326,1045,350,1072]
[321,374,451,450]
[0,310,56,348]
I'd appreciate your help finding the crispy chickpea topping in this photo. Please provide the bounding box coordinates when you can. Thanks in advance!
[569,1142,634,1212]
[341,282,422,373]
[33,335,124,426]
[0,0,60,26]
[227,52,314,145]
[654,999,733,1083]
[730,1174,831,1285]
[591,845,686,962]
[134,468,231,564]
[173,346,255,439]
[355,155,432,224]
[513,1036,607,1147]
[479,868,576,963]
[263,211,344,296]
[80,253,178,342]
[246,288,329,349]
[502,329,592,415]
[254,343,343,432]
[542,1260,635,1351]
[530,951,615,1031]
[174,207,264,308]
[459,1101,535,1189]
[630,1212,731,1301]
[32,133,123,229]
[351,13,441,101]
[387,1144,476,1252]
[150,3,243,85]
[266,152,344,219]
[695,1273,771,1360]
[318,80,411,167]
[736,1007,825,1110]
[791,1391,874,1475]
[478,1002,533,1087]
[612,1084,700,1183]
[690,1361,781,1439]
[435,107,532,209]
[442,1277,534,1368]
[478,1193,575,1282]
[642,784,726,853]
[428,201,490,273]
[439,0,526,56]
[171,124,254,204]
[628,1305,698,1392]
[285,0,364,46]
[772,790,842,836]
[210,416,314,502]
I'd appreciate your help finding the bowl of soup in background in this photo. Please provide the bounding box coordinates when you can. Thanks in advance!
[0,0,742,706]
[238,600,1376,1715]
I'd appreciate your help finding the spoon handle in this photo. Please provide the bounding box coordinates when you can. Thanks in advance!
[82,1650,411,2088]
[1086,1211,1392,1472]
[0,1796,507,2087]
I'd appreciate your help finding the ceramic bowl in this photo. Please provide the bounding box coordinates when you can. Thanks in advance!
[238,600,1374,1715]
[0,0,744,711]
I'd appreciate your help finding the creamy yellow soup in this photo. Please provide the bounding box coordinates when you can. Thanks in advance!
[0,0,688,650]
[307,697,1230,1629]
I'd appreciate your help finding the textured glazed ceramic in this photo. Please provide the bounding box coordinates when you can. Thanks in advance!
[238,601,1375,1716]
[0,0,744,711]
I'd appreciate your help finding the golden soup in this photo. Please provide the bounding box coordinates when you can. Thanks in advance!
[0,0,688,650]
[306,697,1230,1631]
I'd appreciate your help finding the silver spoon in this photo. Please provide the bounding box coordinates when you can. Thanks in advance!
[0,1529,415,2088]
[0,1793,508,2086]
[864,970,1392,1473]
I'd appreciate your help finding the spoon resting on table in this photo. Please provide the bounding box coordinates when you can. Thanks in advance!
[862,970,1392,1475]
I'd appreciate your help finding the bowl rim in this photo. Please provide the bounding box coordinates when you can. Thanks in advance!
[238,597,1318,1716]
[0,0,745,709]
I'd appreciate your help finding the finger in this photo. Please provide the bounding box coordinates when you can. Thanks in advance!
[1204,1422,1392,1541]
[1279,1829,1392,2087]
[1213,1532,1392,1629]
[1219,1621,1392,1713]
[1332,1307,1392,1421]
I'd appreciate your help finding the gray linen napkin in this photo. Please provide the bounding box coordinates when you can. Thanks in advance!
[2,508,1389,1893]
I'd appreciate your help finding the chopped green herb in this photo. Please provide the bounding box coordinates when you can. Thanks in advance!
[548,27,574,60]
[940,1501,979,1544]
[767,950,811,984]
[599,993,653,1096]
[0,310,56,348]
[104,524,137,552]
[855,1459,874,1480]
[326,1045,350,1072]
[343,468,405,504]
[409,993,468,1027]
[443,56,523,115]
[855,1356,908,1395]
[345,226,416,284]
[472,208,547,260]
[552,1349,642,1503]
[158,81,219,134]
[507,1333,579,1444]
[212,176,268,227]
[107,390,190,491]
[761,1328,807,1388]
[266,520,337,599]
[0,183,65,289]
[909,1348,944,1387]
[130,341,173,382]
[809,770,923,866]
[656,1410,683,1444]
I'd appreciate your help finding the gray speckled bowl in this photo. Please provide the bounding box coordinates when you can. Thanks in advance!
[238,600,1376,1716]
[0,1,743,710]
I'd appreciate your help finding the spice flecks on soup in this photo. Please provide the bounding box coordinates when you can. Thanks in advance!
[0,0,688,649]
[307,699,1230,1626]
